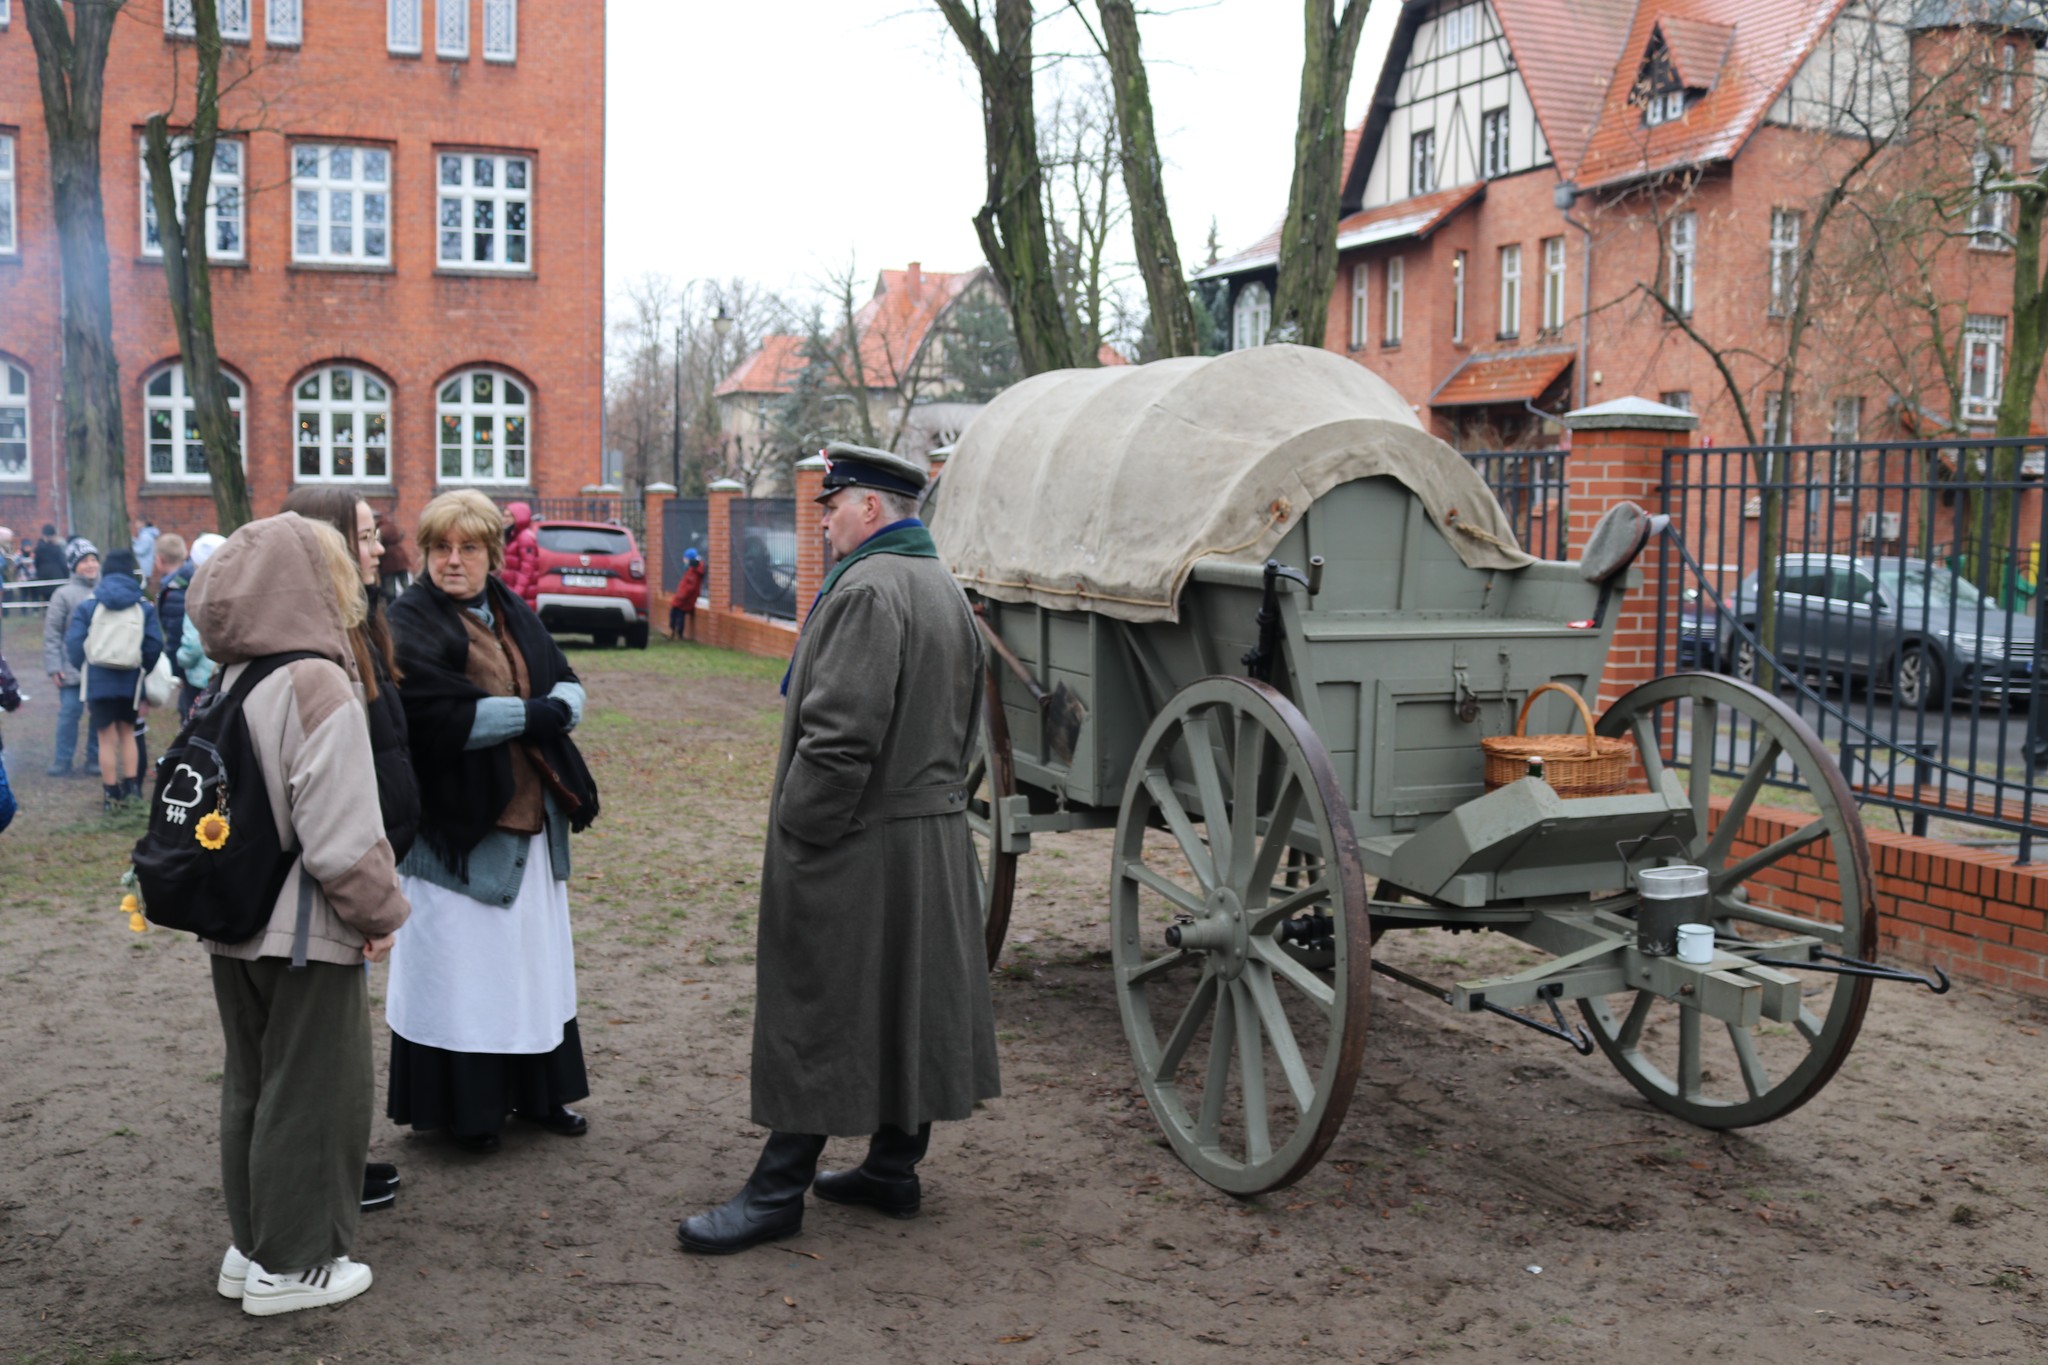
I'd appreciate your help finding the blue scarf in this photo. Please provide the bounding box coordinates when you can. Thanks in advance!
[781,518,936,696]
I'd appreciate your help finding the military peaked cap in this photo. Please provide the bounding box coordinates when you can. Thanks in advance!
[817,441,928,502]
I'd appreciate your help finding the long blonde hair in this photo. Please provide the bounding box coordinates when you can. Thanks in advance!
[302,519,373,690]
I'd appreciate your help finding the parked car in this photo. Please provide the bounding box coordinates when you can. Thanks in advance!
[1676,585,1721,669]
[531,519,650,648]
[1723,554,2036,708]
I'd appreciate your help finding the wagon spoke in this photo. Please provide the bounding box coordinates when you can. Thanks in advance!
[1677,1006,1703,1102]
[1155,971,1219,1083]
[1229,713,1269,886]
[1125,947,1195,988]
[1250,937,1337,1014]
[1713,818,1827,893]
[1687,698,1717,825]
[1183,710,1234,882]
[1244,964,1316,1113]
[1727,1023,1771,1100]
[1794,1005,1825,1043]
[1234,981,1272,1165]
[1145,771,1217,892]
[1246,777,1304,903]
[1248,878,1331,936]
[1631,714,1667,790]
[1701,737,1782,869]
[1614,989,1654,1052]
[1196,979,1236,1146]
[1121,858,1209,918]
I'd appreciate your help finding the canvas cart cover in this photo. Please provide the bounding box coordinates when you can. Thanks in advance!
[932,344,1534,624]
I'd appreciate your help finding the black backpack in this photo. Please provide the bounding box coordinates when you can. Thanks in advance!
[131,652,319,943]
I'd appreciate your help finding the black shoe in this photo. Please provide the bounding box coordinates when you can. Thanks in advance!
[813,1166,922,1219]
[366,1161,400,1188]
[361,1176,397,1212]
[676,1132,826,1256]
[102,784,124,814]
[452,1131,501,1154]
[519,1105,588,1137]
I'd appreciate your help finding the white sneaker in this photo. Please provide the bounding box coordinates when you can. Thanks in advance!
[217,1245,251,1299]
[240,1256,373,1316]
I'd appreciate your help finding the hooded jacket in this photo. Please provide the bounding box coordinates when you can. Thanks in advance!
[65,571,164,702]
[187,513,409,965]
[499,501,540,604]
[158,559,196,684]
[42,570,97,686]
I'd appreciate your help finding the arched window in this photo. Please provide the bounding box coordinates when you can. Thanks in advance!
[145,364,245,482]
[437,369,528,484]
[1232,282,1271,351]
[295,365,390,482]
[0,361,27,480]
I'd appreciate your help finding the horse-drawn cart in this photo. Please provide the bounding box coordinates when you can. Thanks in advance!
[928,346,1908,1196]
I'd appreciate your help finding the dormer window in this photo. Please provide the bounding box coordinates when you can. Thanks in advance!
[1645,88,1687,125]
[1633,19,1727,128]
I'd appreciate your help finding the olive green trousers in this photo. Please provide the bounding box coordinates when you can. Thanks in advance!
[211,955,371,1273]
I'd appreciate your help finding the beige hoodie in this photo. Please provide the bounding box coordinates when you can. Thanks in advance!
[187,513,409,964]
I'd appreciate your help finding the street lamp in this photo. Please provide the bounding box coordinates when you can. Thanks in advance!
[672,290,735,490]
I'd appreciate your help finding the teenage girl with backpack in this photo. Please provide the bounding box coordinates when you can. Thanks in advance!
[65,548,163,812]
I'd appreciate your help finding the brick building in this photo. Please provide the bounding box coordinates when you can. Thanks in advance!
[0,0,604,544]
[1201,0,2048,453]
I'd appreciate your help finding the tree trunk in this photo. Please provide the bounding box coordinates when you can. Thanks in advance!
[1270,0,1371,346]
[143,0,254,533]
[936,0,1078,375]
[1982,178,2048,601]
[1095,0,1198,358]
[24,0,130,551]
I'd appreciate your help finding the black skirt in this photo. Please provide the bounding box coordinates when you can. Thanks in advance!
[387,1020,589,1138]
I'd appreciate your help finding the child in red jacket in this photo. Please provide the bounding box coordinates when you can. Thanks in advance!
[667,549,705,641]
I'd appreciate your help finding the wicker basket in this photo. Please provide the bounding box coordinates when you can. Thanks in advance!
[1481,682,1635,798]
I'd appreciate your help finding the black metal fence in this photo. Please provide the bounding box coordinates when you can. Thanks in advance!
[662,497,708,597]
[1466,449,1570,560]
[1658,438,2047,859]
[529,495,644,538]
[729,497,797,620]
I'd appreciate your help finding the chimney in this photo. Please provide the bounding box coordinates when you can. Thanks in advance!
[907,261,922,296]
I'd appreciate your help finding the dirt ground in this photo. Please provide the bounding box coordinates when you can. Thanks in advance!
[2,642,2045,1365]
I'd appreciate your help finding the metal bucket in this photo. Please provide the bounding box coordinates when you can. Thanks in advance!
[1635,864,1709,957]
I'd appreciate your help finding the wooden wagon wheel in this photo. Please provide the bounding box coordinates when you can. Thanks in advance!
[1589,673,1877,1128]
[1110,676,1371,1196]
[965,669,1018,970]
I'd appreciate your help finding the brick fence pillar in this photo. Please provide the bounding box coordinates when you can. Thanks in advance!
[1561,397,1697,710]
[643,481,675,597]
[793,454,828,625]
[706,478,742,618]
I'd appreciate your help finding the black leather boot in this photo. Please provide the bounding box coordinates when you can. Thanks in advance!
[676,1132,825,1255]
[814,1122,929,1219]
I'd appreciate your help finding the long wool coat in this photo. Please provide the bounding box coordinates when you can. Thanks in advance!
[750,548,1001,1135]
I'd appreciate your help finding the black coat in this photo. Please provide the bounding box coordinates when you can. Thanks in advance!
[364,595,420,864]
[158,562,194,684]
[32,539,64,584]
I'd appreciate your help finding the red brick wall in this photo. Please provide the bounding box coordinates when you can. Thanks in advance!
[0,0,604,541]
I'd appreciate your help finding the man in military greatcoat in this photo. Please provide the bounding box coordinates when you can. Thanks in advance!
[677,443,1000,1255]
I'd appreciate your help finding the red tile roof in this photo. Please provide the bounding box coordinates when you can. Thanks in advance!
[1657,14,1737,88]
[1492,0,1640,175]
[1430,347,1575,407]
[1574,0,1849,189]
[1334,182,1485,248]
[714,333,809,398]
[852,264,981,389]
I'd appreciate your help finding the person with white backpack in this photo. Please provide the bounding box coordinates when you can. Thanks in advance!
[64,548,164,812]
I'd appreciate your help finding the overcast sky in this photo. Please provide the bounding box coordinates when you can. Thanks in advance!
[603,1,1400,319]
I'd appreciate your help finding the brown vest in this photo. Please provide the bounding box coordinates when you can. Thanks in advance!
[460,609,548,835]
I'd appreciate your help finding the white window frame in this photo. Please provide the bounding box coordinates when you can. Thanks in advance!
[144,364,246,484]
[267,0,301,46]
[1763,392,1793,443]
[1451,250,1466,345]
[1830,397,1862,499]
[1384,256,1405,345]
[1410,129,1436,197]
[436,0,468,58]
[1440,3,1477,50]
[1659,390,1694,413]
[1231,282,1271,350]
[1482,107,1509,179]
[1349,263,1368,349]
[295,366,393,483]
[1498,243,1521,338]
[292,144,393,265]
[141,135,245,261]
[437,150,532,271]
[1768,209,1801,317]
[1971,146,2013,249]
[482,0,516,62]
[1668,212,1696,317]
[438,368,531,485]
[0,0,10,30]
[1645,88,1685,125]
[388,0,422,54]
[0,360,28,482]
[0,135,15,257]
[1963,315,2005,423]
[166,0,249,38]
[1541,236,1566,332]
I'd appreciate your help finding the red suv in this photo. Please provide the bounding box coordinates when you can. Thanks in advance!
[532,520,650,648]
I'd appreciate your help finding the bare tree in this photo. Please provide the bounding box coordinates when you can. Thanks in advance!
[24,0,129,549]
[1270,0,1372,345]
[1040,68,1130,365]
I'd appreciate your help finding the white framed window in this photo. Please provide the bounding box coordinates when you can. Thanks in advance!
[1410,129,1436,197]
[1963,315,2005,422]
[1971,145,2013,248]
[1830,396,1862,499]
[1541,236,1566,332]
[165,0,192,34]
[295,366,392,482]
[1498,243,1521,338]
[388,0,422,53]
[436,0,468,57]
[267,0,301,45]
[1440,3,1477,50]
[1768,209,1801,316]
[1451,250,1466,344]
[1384,256,1405,345]
[292,144,392,264]
[438,151,531,270]
[1667,211,1696,317]
[2001,44,2018,110]
[1645,88,1685,125]
[1659,390,1693,412]
[1763,391,1793,442]
[438,369,530,484]
[144,364,245,483]
[166,0,249,38]
[141,136,244,261]
[482,0,517,61]
[0,135,15,256]
[1231,282,1271,350]
[0,361,27,480]
[0,0,10,29]
[1482,108,1509,178]
[1349,263,1368,349]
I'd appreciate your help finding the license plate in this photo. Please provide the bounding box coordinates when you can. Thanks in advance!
[562,573,607,588]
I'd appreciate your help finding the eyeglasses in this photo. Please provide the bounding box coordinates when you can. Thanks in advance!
[357,530,381,548]
[429,541,487,560]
